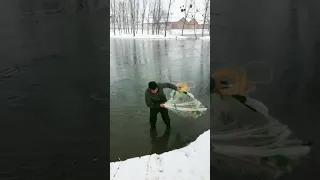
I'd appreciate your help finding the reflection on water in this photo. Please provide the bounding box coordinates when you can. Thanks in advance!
[110,39,210,161]
[210,0,320,179]
[150,128,191,155]
[0,2,109,179]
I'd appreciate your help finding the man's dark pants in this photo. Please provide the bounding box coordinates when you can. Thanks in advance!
[149,108,171,129]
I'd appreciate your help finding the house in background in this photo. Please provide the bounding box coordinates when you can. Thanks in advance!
[145,17,209,30]
[171,17,209,29]
[110,16,209,31]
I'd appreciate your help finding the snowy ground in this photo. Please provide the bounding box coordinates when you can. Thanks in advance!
[199,36,210,40]
[110,33,188,39]
[110,130,210,180]
[110,29,210,40]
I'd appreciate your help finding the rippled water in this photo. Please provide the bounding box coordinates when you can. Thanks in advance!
[110,39,210,161]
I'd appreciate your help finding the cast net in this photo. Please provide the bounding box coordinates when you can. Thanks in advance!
[210,62,311,178]
[163,82,207,119]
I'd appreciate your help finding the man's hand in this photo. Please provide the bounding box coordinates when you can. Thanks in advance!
[160,104,165,108]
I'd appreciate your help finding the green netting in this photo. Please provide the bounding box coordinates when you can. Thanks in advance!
[210,93,311,178]
[164,90,207,119]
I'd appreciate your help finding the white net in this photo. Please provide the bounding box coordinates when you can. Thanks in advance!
[210,93,311,178]
[164,90,207,119]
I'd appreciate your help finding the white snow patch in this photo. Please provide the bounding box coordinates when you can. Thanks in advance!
[169,29,210,35]
[200,36,210,40]
[110,33,188,39]
[110,29,210,39]
[110,130,210,180]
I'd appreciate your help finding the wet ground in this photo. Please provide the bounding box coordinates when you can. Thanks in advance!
[110,39,210,161]
[210,0,320,179]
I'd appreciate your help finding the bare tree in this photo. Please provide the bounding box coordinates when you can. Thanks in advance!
[156,0,162,34]
[113,0,121,34]
[151,0,157,34]
[119,1,126,33]
[110,0,116,35]
[146,1,152,34]
[193,18,197,38]
[193,0,210,37]
[164,0,175,37]
[202,0,209,37]
[158,9,167,35]
[128,0,136,36]
[192,0,197,38]
[135,0,140,34]
[151,0,166,35]
[124,1,130,33]
[141,0,148,34]
[180,0,192,36]
[115,0,122,34]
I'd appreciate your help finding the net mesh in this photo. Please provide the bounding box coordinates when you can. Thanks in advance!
[210,92,311,178]
[164,84,207,119]
[211,64,310,178]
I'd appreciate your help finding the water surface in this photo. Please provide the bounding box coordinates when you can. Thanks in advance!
[110,39,210,161]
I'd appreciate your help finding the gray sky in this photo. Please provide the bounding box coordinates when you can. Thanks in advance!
[161,0,209,22]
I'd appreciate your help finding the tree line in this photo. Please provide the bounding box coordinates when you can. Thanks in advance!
[110,0,210,37]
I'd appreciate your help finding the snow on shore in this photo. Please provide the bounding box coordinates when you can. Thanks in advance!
[200,36,210,40]
[110,29,210,40]
[110,33,188,39]
[110,130,210,180]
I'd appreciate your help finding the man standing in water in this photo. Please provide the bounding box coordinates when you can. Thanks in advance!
[145,81,179,130]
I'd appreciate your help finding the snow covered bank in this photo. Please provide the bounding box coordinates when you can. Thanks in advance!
[110,130,210,180]
[200,36,210,40]
[110,29,210,39]
[110,33,188,39]
[169,29,210,35]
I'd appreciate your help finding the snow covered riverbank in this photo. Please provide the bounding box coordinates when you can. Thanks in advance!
[110,33,189,39]
[110,130,210,180]
[110,29,210,40]
[200,36,210,40]
[110,33,210,40]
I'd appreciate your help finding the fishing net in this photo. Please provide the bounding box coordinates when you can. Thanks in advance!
[210,64,311,178]
[163,82,207,119]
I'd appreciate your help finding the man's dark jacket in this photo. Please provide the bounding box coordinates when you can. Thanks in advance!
[145,83,177,108]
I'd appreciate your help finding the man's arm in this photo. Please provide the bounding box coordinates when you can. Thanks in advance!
[145,91,160,108]
[159,83,178,90]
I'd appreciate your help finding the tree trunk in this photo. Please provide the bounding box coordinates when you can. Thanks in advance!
[142,21,144,34]
[136,1,139,34]
[147,15,150,34]
[181,1,192,36]
[202,0,209,37]
[182,20,185,36]
[141,0,147,35]
[126,12,129,33]
[152,1,157,35]
[113,0,116,35]
[157,0,161,35]
[128,0,136,36]
[118,2,121,34]
[193,20,196,38]
[164,0,172,37]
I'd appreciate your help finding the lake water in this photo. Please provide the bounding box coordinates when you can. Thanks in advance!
[0,4,110,179]
[110,39,210,161]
